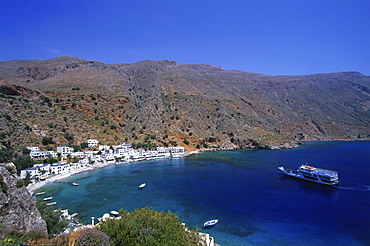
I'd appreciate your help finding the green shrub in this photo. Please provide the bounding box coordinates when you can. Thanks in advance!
[36,200,68,236]
[15,179,24,188]
[98,207,203,246]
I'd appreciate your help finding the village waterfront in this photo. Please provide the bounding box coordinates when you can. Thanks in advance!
[34,141,370,246]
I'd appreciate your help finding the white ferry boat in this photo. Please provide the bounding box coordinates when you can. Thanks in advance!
[278,164,339,186]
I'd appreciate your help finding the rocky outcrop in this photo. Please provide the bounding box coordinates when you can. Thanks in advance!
[0,84,46,100]
[0,163,47,233]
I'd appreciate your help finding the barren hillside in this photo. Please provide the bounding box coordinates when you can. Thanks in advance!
[0,57,369,153]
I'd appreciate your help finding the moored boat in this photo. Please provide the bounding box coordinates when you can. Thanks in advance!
[46,202,57,206]
[203,219,218,227]
[72,182,79,186]
[110,210,119,216]
[36,192,45,195]
[278,164,339,186]
[43,196,53,201]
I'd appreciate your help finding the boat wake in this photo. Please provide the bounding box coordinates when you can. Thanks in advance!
[336,182,370,192]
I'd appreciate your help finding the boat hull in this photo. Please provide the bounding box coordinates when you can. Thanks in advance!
[204,219,218,227]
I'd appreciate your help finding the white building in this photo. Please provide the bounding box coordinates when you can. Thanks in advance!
[157,146,184,153]
[20,166,39,179]
[168,146,185,153]
[87,139,99,147]
[57,146,73,157]
[101,149,115,161]
[98,145,110,151]
[71,151,85,159]
[113,142,132,150]
[20,163,50,179]
[27,146,40,152]
[29,150,42,159]
[44,151,58,158]
[49,162,69,175]
[29,150,57,159]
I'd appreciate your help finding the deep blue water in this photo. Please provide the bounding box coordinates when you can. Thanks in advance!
[37,141,370,245]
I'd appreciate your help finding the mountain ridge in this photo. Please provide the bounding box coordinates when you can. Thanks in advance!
[0,57,369,153]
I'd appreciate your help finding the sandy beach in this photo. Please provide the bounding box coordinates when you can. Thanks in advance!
[26,161,115,194]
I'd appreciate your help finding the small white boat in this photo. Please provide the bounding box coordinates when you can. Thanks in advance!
[71,213,78,217]
[46,202,56,206]
[139,183,146,189]
[72,182,79,186]
[110,210,119,216]
[36,192,45,195]
[204,219,218,227]
[43,197,53,201]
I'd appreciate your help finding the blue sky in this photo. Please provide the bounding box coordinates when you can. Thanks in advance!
[1,0,369,75]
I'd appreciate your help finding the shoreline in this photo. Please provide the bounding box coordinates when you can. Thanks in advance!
[27,151,199,194]
[27,161,118,194]
[27,139,368,194]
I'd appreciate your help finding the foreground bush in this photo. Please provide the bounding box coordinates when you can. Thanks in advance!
[98,207,204,246]
[0,225,48,246]
[76,228,111,246]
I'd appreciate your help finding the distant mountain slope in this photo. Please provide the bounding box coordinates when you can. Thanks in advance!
[0,57,369,152]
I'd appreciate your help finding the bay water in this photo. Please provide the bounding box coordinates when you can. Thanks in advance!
[38,141,370,245]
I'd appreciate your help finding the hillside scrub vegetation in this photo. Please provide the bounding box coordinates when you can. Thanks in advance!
[0,57,369,154]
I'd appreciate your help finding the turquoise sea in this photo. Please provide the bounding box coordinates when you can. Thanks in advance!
[37,141,370,245]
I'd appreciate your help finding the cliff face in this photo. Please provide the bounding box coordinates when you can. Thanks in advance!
[0,57,369,152]
[0,164,47,233]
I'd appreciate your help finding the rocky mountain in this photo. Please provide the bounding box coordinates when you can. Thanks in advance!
[0,163,47,233]
[0,57,369,153]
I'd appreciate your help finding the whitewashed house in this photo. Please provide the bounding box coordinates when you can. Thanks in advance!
[44,151,58,158]
[87,139,99,148]
[29,150,42,159]
[20,163,50,179]
[49,162,69,174]
[57,146,73,157]
[20,166,39,179]
[27,147,40,152]
[113,142,132,150]
[71,151,85,159]
[101,149,115,161]
[78,158,90,165]
[34,163,51,174]
[98,145,110,151]
[114,148,128,158]
[168,146,185,153]
[156,146,184,157]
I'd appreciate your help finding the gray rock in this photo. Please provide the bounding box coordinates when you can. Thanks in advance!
[0,164,47,233]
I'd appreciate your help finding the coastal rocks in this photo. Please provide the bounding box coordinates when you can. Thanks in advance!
[267,142,300,150]
[0,163,47,234]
